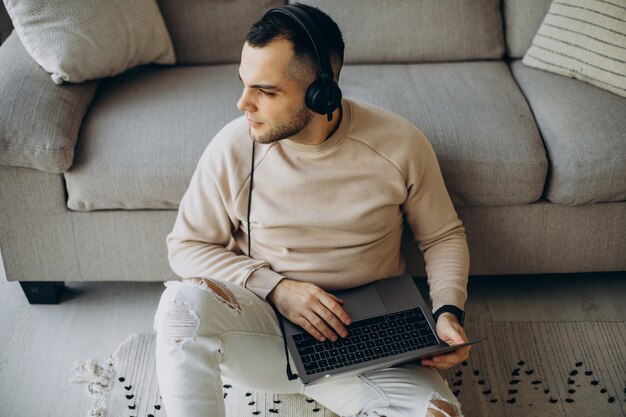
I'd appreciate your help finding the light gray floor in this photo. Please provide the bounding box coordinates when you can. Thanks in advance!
[0,269,624,417]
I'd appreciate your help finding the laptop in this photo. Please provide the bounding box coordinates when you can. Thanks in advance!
[282,274,483,384]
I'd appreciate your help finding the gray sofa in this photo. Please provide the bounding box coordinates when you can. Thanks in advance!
[1,0,625,304]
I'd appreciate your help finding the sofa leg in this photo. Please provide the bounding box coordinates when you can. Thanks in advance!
[19,281,65,304]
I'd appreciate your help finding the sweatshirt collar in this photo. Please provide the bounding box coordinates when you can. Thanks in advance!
[281,98,351,153]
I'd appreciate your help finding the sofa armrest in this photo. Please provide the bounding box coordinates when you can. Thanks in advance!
[0,32,100,173]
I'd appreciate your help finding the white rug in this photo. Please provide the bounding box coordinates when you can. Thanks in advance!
[70,322,626,417]
[70,332,336,417]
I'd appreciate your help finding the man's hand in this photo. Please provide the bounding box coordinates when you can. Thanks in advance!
[268,278,352,342]
[420,313,471,370]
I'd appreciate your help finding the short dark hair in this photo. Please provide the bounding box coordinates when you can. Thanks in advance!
[245,3,345,81]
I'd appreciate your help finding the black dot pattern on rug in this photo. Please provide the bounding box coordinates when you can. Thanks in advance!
[116,373,165,417]
[139,358,624,416]
[447,358,498,404]
[118,374,137,413]
[268,393,281,414]
[445,356,626,409]
[308,398,323,413]
[225,391,329,415]
[102,331,626,417]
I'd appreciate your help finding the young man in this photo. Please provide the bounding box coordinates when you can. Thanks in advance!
[154,4,470,417]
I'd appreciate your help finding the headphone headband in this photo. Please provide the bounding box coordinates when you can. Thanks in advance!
[266,5,335,83]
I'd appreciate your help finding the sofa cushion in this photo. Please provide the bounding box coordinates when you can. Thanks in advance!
[0,33,100,173]
[296,0,504,63]
[340,61,547,206]
[522,0,626,98]
[503,0,553,59]
[64,65,242,211]
[4,0,175,85]
[156,0,284,65]
[65,61,546,211]
[510,60,626,205]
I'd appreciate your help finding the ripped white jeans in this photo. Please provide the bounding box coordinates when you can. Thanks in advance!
[153,278,463,417]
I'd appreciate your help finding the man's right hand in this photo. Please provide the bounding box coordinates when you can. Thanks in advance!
[267,278,352,342]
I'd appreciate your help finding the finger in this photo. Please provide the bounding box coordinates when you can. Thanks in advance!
[320,295,352,326]
[455,326,469,343]
[298,317,328,342]
[420,358,437,367]
[304,311,339,342]
[421,344,471,367]
[423,352,468,368]
[328,293,345,304]
[421,359,456,370]
[313,303,349,339]
[439,332,469,349]
[431,346,471,365]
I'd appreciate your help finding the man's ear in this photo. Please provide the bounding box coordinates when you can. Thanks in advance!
[331,58,342,83]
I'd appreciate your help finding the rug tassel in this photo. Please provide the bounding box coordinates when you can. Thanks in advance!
[69,355,116,417]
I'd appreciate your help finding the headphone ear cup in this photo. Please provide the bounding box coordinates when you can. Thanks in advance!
[305,78,342,115]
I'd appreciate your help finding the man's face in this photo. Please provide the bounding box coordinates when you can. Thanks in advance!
[237,38,313,144]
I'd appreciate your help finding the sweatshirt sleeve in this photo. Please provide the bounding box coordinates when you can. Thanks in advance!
[166,144,285,300]
[401,132,470,313]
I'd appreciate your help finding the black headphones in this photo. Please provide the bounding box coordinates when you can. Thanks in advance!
[265,4,342,122]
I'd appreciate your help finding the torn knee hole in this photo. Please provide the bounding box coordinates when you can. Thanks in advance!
[192,278,232,303]
[191,277,244,314]
[427,399,461,417]
[161,299,200,350]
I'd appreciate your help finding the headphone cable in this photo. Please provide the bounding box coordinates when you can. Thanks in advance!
[247,140,255,257]
[246,138,298,380]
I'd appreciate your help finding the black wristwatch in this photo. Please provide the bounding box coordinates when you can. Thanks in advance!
[433,305,465,326]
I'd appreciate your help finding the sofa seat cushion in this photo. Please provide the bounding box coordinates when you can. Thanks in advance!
[341,61,547,206]
[511,60,626,205]
[65,61,547,211]
[64,65,242,211]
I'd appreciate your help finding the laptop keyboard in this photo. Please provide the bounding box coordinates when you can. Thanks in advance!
[292,307,439,375]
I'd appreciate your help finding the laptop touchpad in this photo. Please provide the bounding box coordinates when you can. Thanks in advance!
[332,285,387,321]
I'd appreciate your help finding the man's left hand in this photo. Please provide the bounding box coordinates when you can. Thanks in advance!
[420,312,471,370]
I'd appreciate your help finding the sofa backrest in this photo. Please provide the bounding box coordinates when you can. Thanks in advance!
[3,1,555,64]
[503,0,553,59]
[141,1,558,64]
[157,0,506,65]
[298,0,505,63]
[156,0,286,65]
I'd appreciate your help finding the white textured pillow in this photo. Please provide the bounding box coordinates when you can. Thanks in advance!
[523,0,626,98]
[3,0,175,85]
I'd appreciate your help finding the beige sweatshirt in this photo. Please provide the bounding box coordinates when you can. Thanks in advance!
[167,99,469,312]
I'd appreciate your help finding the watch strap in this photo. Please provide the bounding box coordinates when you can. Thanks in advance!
[433,304,465,326]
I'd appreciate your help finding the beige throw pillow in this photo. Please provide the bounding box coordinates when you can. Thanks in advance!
[523,0,626,98]
[3,0,175,85]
